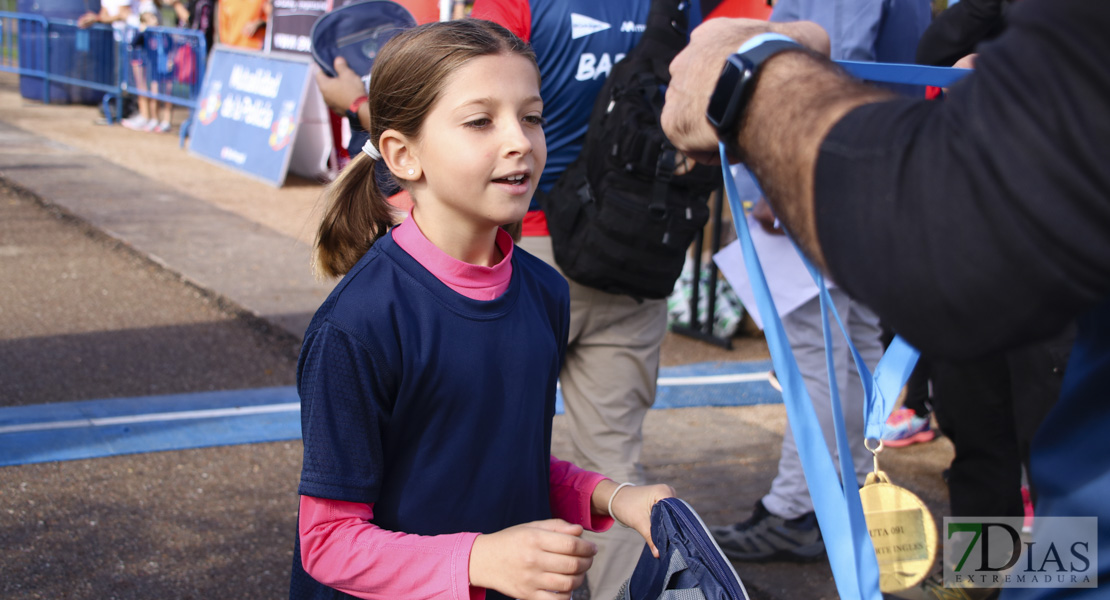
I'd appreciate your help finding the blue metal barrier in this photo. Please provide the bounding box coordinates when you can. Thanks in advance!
[40,20,119,105]
[1,14,118,105]
[0,12,207,147]
[0,12,50,95]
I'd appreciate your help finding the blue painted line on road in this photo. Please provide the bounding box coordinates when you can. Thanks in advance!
[0,360,778,467]
[0,387,301,467]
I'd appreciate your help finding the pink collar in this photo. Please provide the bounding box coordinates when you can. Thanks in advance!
[391,213,514,301]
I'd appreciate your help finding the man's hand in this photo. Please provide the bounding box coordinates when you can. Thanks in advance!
[242,18,266,38]
[470,519,597,600]
[314,57,369,121]
[661,18,830,164]
[952,53,977,70]
[77,11,100,28]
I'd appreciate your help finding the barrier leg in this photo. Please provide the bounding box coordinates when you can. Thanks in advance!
[100,92,114,123]
[178,113,192,147]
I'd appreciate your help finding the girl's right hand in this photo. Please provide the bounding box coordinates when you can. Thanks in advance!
[469,519,597,600]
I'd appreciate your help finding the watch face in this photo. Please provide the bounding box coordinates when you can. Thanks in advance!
[707,54,755,131]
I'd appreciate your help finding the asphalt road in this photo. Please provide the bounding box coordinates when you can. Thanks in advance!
[0,183,304,599]
[0,183,302,406]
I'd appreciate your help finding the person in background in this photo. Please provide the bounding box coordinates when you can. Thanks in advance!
[120,2,174,133]
[289,19,675,600]
[218,0,271,50]
[166,0,215,56]
[77,0,140,123]
[79,0,170,131]
[314,56,372,165]
[313,56,404,206]
[77,0,135,31]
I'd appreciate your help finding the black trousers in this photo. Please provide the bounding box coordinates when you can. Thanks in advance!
[931,325,1075,518]
[901,356,933,416]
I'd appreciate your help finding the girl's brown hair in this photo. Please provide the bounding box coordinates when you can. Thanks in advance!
[314,19,537,278]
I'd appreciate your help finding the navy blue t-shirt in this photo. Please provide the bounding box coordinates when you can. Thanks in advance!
[290,231,570,599]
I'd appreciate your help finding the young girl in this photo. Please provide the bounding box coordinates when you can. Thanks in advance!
[291,19,675,600]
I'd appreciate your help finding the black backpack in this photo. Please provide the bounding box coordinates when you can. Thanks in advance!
[540,0,721,300]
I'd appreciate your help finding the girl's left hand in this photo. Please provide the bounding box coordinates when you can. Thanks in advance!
[607,483,676,558]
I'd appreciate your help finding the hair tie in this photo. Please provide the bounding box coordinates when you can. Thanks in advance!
[362,140,381,161]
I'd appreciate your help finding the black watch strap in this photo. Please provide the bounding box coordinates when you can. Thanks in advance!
[707,37,805,152]
[740,39,805,69]
[730,39,805,135]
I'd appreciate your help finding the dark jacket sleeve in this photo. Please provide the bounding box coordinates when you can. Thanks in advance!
[815,0,1110,359]
[347,126,368,161]
[914,0,1008,67]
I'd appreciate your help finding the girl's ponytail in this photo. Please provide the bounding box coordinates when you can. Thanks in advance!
[313,151,396,278]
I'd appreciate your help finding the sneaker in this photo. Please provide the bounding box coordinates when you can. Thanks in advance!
[710,500,825,562]
[121,114,149,131]
[148,120,172,133]
[881,407,937,448]
[1021,486,1034,533]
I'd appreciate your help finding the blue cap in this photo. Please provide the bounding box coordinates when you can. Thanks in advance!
[310,0,417,78]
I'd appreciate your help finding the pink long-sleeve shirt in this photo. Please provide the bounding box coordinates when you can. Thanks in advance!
[299,215,613,599]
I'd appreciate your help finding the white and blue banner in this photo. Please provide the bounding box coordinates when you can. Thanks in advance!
[188,47,313,186]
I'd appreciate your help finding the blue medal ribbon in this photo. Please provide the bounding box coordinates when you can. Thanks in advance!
[714,60,970,597]
[720,148,918,600]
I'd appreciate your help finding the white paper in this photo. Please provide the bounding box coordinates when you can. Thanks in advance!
[713,214,833,330]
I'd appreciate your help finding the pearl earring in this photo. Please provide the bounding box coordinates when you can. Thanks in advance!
[408,168,415,175]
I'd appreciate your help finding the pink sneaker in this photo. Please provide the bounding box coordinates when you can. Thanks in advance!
[1022,486,1034,533]
[881,407,937,448]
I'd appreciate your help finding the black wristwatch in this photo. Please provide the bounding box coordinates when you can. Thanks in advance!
[706,34,805,142]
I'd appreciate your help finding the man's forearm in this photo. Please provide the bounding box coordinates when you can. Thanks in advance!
[735,52,893,271]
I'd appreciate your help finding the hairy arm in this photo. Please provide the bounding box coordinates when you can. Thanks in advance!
[663,2,1110,358]
[661,18,881,270]
[732,53,892,271]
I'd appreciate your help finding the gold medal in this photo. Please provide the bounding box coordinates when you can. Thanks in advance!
[859,439,938,592]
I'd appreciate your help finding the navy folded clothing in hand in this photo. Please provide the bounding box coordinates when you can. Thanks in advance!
[619,498,750,600]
